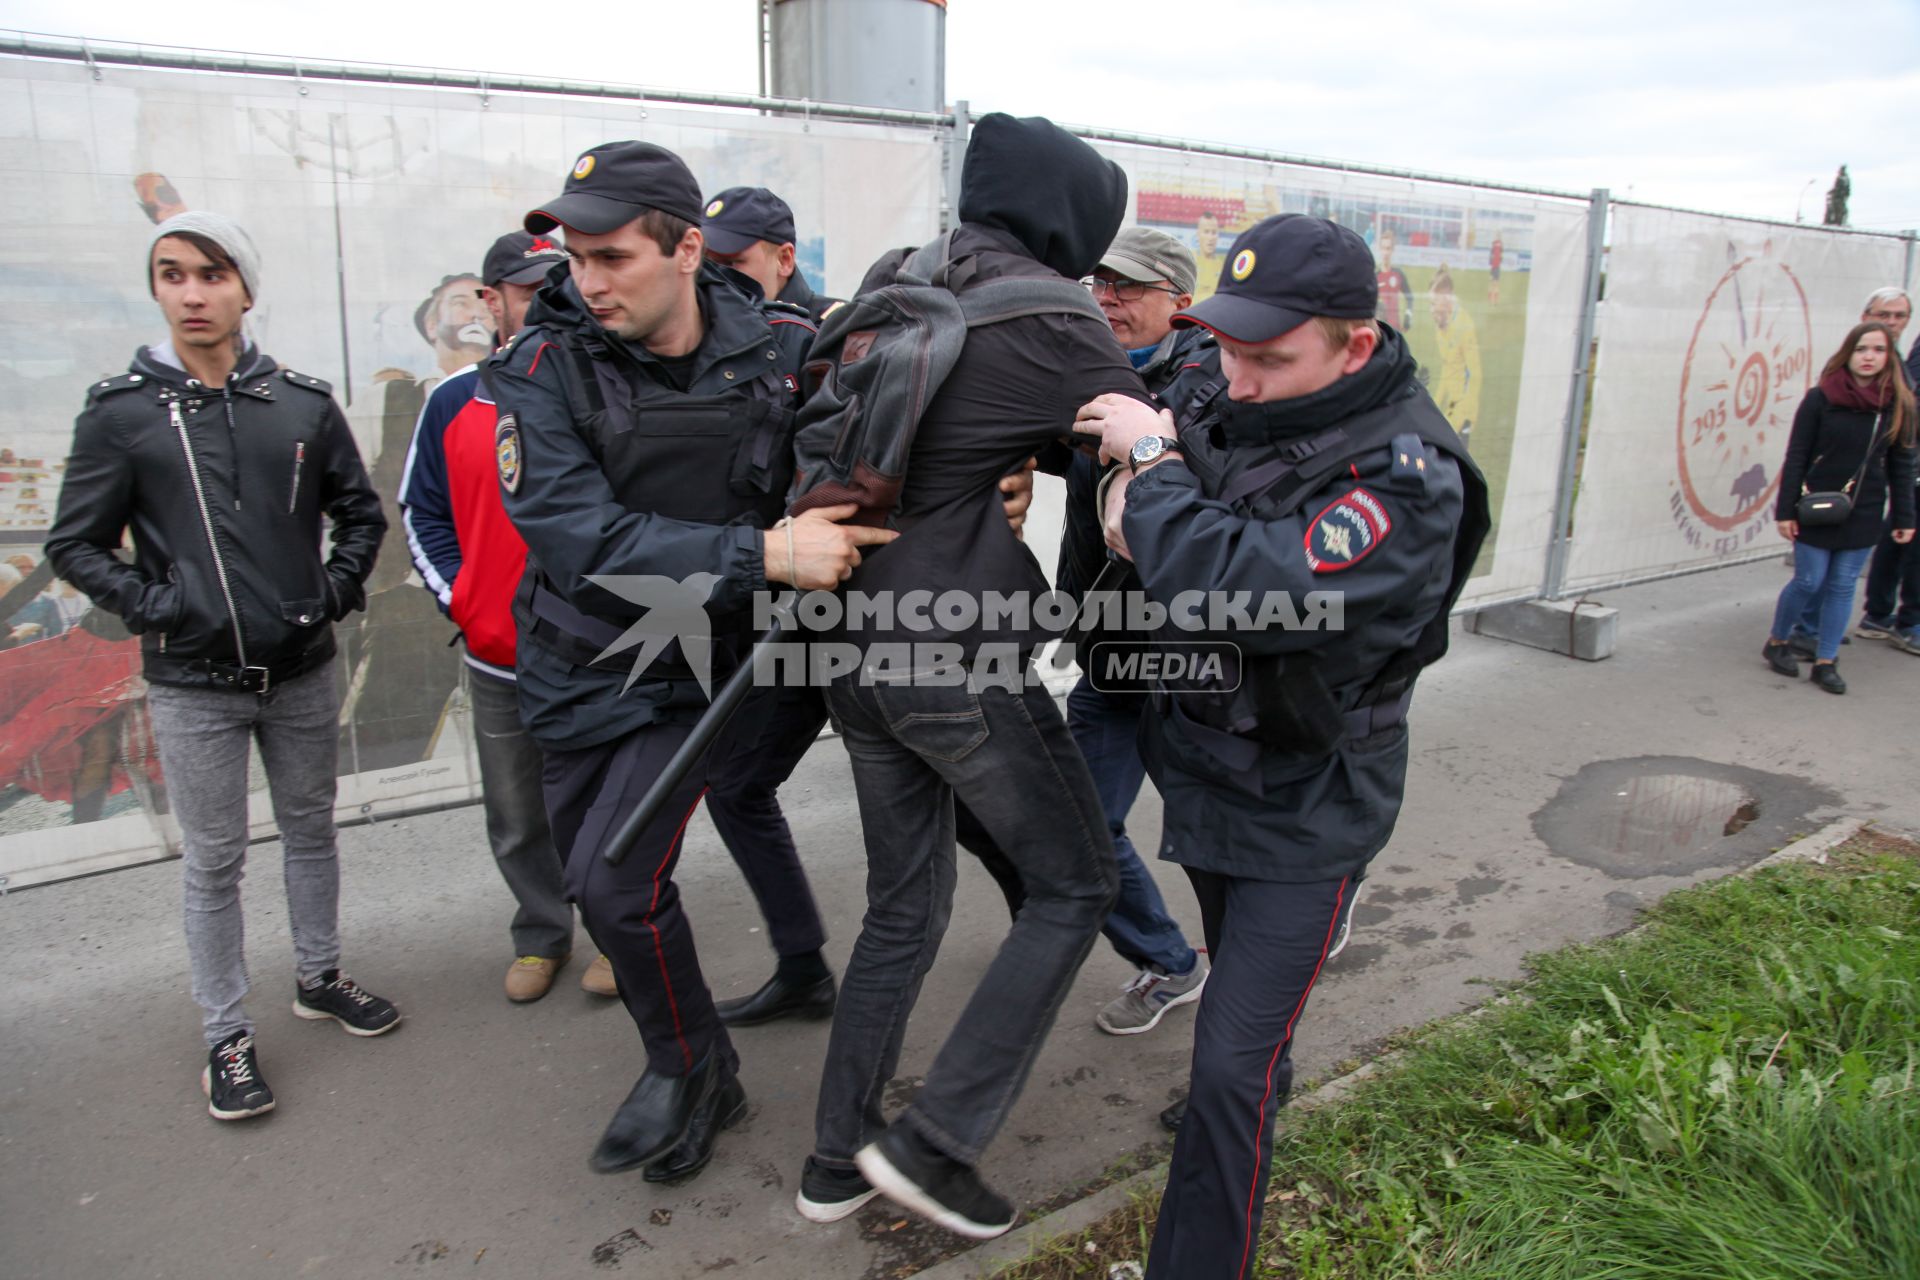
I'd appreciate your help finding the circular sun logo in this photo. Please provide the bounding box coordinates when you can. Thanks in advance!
[1675,245,1810,532]
[1230,249,1257,281]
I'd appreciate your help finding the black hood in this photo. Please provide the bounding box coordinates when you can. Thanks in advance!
[958,114,1127,280]
[524,268,592,335]
[1217,322,1421,444]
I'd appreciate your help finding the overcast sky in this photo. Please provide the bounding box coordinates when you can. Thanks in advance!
[5,0,1918,232]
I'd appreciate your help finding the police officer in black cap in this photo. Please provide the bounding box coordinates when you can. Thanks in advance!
[486,140,894,1184]
[1075,214,1488,1280]
[699,186,842,324]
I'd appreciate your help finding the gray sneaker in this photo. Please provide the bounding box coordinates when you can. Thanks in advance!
[1096,956,1208,1036]
[1891,626,1920,655]
[1857,614,1895,639]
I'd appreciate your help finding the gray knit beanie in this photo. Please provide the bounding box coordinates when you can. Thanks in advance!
[147,211,261,304]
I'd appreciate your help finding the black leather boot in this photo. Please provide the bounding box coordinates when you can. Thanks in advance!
[589,1053,720,1174]
[643,1073,748,1183]
[715,971,836,1027]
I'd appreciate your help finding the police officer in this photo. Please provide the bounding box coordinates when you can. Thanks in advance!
[487,141,892,1183]
[1075,214,1488,1280]
[699,186,841,324]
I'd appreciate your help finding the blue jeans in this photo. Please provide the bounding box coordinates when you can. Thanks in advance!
[1773,542,1873,661]
[146,666,344,1046]
[1065,677,1198,976]
[814,671,1117,1167]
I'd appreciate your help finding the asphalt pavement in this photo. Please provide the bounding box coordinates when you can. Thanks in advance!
[4,557,1916,1280]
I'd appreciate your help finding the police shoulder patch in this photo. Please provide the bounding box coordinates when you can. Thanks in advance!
[1303,487,1392,573]
[496,414,522,495]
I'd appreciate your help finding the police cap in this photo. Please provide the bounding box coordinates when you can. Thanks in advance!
[525,142,706,236]
[1175,214,1376,344]
[700,187,798,255]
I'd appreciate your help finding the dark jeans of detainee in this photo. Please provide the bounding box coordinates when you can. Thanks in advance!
[814,670,1118,1169]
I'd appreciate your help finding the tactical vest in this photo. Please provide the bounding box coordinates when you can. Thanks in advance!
[499,328,801,675]
[555,331,798,531]
[1156,380,1490,756]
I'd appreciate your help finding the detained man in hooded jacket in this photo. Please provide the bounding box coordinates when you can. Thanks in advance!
[793,114,1147,1239]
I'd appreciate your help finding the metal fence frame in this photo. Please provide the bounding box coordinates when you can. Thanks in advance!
[6,29,1919,616]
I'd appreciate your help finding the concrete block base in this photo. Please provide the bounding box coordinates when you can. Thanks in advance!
[1464,597,1618,661]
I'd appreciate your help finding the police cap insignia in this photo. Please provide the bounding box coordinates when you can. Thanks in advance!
[572,154,596,180]
[704,198,725,218]
[496,415,523,495]
[1303,487,1392,572]
[1230,248,1257,281]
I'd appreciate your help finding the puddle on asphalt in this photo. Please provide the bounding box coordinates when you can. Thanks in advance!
[1531,756,1838,879]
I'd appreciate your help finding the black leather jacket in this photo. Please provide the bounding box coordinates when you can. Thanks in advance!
[45,344,386,690]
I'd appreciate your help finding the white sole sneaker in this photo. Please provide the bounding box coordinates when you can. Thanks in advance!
[290,999,402,1037]
[854,1143,1015,1241]
[1095,969,1209,1036]
[794,1184,882,1224]
[202,1066,275,1120]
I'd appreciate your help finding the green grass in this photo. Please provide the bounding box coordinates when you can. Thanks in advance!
[993,835,1920,1280]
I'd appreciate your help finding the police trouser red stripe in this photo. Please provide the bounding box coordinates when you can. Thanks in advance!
[1144,871,1352,1280]
[540,721,737,1079]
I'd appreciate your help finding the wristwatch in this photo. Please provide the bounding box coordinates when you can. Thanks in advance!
[1128,435,1183,473]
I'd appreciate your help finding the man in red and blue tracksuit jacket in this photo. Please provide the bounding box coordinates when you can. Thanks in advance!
[399,231,611,1003]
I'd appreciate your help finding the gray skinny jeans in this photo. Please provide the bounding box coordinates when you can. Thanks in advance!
[147,665,343,1047]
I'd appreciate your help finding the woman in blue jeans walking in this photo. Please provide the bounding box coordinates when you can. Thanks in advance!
[1764,322,1917,694]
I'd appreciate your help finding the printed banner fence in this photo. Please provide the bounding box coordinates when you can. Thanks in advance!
[0,56,941,886]
[1563,205,1910,592]
[1,46,1910,888]
[1082,141,1595,610]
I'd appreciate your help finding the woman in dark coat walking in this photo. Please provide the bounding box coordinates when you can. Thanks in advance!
[1764,321,1917,693]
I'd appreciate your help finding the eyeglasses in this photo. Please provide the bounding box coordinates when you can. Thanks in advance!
[1081,276,1182,302]
[1867,308,1910,322]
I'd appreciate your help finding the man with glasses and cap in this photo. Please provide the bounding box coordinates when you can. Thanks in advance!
[699,186,842,324]
[1075,214,1486,1279]
[485,142,892,1185]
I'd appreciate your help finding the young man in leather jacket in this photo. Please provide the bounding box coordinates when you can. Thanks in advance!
[45,212,395,1122]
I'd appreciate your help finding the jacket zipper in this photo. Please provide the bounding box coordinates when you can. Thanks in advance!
[289,442,306,513]
[171,400,249,668]
[217,380,244,510]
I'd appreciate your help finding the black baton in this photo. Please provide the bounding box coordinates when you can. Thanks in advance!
[602,618,787,867]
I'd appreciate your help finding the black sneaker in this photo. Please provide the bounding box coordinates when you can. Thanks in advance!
[1762,640,1800,678]
[1810,662,1847,695]
[854,1124,1016,1240]
[293,970,401,1036]
[795,1155,882,1223]
[203,1032,275,1120]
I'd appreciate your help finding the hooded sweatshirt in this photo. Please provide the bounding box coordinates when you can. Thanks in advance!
[840,114,1150,660]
